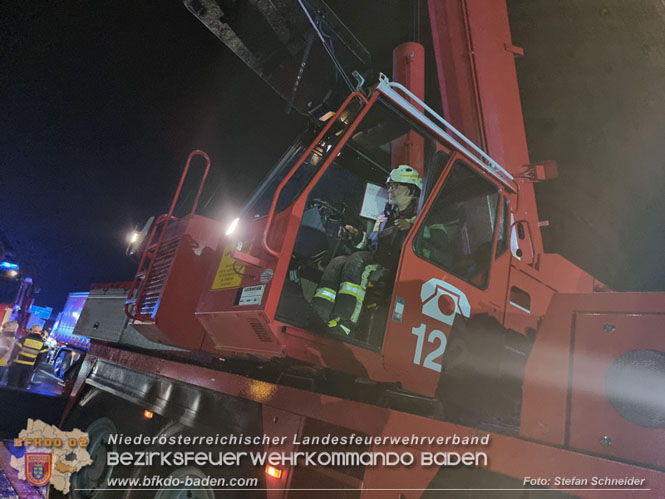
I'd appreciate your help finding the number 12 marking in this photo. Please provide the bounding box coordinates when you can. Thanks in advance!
[411,323,447,372]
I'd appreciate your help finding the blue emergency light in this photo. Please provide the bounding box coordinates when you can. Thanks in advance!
[0,261,19,270]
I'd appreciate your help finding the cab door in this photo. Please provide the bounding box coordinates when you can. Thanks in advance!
[382,154,512,396]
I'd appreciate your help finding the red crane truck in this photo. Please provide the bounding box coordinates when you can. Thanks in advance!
[56,1,665,498]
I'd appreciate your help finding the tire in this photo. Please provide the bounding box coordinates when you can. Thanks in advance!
[121,421,262,499]
[121,421,185,499]
[60,390,164,499]
[69,417,118,499]
[153,467,216,499]
[120,422,217,499]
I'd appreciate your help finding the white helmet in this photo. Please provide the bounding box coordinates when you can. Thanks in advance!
[387,164,422,190]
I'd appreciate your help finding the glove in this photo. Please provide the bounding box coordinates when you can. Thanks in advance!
[339,225,363,246]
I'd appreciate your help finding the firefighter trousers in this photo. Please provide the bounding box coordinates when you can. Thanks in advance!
[312,251,380,325]
[7,363,33,390]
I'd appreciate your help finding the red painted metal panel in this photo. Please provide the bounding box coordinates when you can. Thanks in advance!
[392,42,426,176]
[428,0,528,176]
[392,42,425,105]
[570,312,665,468]
[199,310,283,356]
[262,406,303,499]
[503,265,555,334]
[521,292,665,450]
[196,211,283,354]
[463,0,528,172]
[532,253,599,293]
[276,323,387,381]
[132,214,219,350]
[428,0,484,148]
[504,254,601,334]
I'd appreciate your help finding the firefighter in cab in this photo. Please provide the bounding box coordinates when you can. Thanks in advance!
[312,164,422,336]
[7,324,48,389]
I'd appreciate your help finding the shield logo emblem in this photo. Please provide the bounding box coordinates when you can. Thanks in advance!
[25,453,52,487]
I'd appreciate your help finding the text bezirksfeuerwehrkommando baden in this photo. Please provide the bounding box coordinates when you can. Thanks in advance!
[106,432,490,468]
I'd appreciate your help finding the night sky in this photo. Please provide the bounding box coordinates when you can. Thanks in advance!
[2,1,664,313]
[1,0,311,309]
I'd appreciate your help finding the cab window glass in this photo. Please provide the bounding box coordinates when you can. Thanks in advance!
[244,98,365,219]
[289,99,442,261]
[414,161,500,288]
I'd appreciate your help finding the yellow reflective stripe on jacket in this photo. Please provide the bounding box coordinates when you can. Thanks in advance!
[17,335,45,365]
[372,219,382,233]
[24,338,43,349]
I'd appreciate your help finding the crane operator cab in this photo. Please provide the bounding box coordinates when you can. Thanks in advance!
[195,75,517,397]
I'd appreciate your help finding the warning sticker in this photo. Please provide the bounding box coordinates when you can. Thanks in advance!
[211,243,244,290]
[237,285,265,306]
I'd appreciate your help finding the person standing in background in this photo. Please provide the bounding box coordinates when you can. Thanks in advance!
[0,320,19,383]
[7,324,48,389]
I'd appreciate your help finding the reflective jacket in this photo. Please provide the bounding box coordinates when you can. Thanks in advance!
[358,200,418,271]
[0,331,15,366]
[14,332,48,366]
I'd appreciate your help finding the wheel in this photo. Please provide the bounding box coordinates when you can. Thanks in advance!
[122,421,262,499]
[121,421,185,499]
[69,417,118,499]
[309,198,345,223]
[153,467,216,499]
[54,389,166,498]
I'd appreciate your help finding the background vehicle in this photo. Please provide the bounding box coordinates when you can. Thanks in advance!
[0,232,37,330]
[50,292,90,378]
